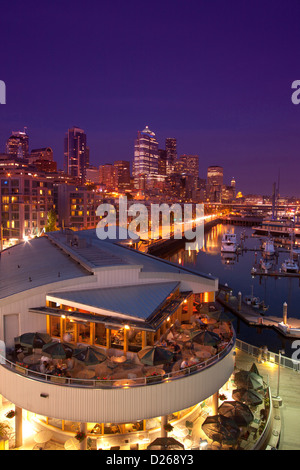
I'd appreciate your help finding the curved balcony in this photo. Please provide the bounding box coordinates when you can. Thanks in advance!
[0,335,235,424]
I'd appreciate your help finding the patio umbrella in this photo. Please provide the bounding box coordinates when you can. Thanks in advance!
[42,341,75,359]
[215,311,235,323]
[73,346,106,366]
[15,332,52,349]
[232,388,263,406]
[218,401,254,427]
[202,415,240,445]
[147,437,184,450]
[250,362,263,377]
[190,330,221,347]
[234,370,264,390]
[235,370,264,390]
[137,346,174,366]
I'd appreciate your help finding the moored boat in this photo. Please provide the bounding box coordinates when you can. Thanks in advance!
[221,232,237,253]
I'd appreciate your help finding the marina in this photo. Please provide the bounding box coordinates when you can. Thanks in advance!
[164,222,300,356]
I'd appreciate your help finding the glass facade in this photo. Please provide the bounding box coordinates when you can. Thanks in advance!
[133,126,159,188]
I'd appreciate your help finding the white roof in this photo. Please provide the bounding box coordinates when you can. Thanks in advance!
[0,237,89,300]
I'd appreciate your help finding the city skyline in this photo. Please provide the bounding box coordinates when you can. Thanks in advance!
[1,1,300,196]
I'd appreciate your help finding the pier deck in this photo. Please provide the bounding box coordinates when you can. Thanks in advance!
[217,292,300,338]
[251,268,300,279]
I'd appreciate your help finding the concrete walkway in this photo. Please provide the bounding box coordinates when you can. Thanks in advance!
[236,349,300,450]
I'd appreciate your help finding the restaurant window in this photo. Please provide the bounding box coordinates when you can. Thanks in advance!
[78,322,90,343]
[110,328,123,350]
[95,323,106,346]
[50,316,60,338]
[128,329,142,352]
[64,318,76,342]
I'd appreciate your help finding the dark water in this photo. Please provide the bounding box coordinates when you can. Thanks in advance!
[166,224,300,357]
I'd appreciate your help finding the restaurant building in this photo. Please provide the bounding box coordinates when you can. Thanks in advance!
[0,229,235,449]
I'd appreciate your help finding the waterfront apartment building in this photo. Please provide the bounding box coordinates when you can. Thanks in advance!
[64,127,89,183]
[133,126,159,189]
[55,184,101,230]
[0,169,54,244]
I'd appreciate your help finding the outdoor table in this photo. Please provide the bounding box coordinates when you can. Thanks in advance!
[23,354,42,365]
[250,419,260,431]
[64,438,80,450]
[177,335,190,342]
[110,356,127,363]
[34,430,53,444]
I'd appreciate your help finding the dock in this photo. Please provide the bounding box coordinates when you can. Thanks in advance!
[216,291,300,339]
[251,268,300,279]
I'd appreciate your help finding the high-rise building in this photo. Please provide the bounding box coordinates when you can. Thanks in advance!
[207,166,223,187]
[28,147,57,173]
[29,147,54,162]
[86,166,100,185]
[64,127,89,182]
[230,177,236,197]
[207,166,224,202]
[6,130,29,159]
[158,149,167,176]
[114,160,131,192]
[180,155,199,178]
[99,164,116,191]
[165,138,177,175]
[133,126,159,188]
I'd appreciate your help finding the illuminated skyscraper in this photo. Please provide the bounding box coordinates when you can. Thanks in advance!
[99,164,116,191]
[133,126,159,188]
[114,160,131,191]
[230,177,236,197]
[6,129,29,158]
[207,166,223,186]
[207,166,223,202]
[179,154,199,178]
[64,127,89,182]
[165,137,177,175]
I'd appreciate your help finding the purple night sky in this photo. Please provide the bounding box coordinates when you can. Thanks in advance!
[1,0,300,196]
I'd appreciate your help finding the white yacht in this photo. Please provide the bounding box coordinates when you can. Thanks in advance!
[262,237,275,257]
[281,258,299,273]
[221,232,237,253]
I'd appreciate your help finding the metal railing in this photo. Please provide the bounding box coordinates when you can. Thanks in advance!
[0,335,235,389]
[236,338,300,371]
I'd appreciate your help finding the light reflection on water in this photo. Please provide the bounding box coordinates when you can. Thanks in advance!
[166,224,300,356]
